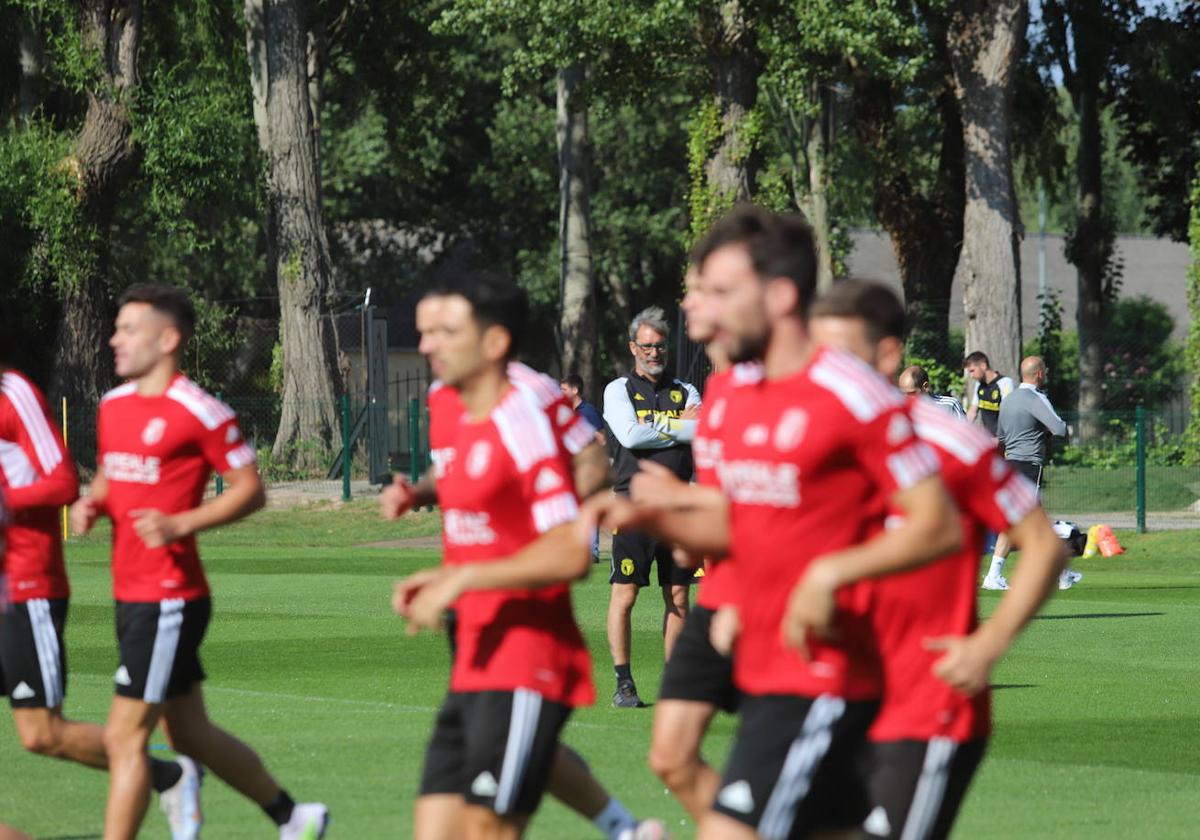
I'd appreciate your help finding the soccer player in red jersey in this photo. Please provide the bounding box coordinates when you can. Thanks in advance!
[583,206,962,840]
[386,273,599,840]
[807,280,1066,840]
[0,362,209,836]
[69,285,327,840]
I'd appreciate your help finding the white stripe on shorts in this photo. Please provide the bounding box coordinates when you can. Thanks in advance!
[900,736,957,840]
[144,599,185,703]
[494,688,542,815]
[27,599,63,708]
[758,694,846,840]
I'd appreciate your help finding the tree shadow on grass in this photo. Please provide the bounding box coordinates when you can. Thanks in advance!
[991,684,1037,690]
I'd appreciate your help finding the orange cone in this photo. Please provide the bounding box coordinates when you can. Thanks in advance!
[1095,524,1125,557]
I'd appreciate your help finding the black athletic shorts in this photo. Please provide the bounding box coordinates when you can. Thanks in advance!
[863,737,987,840]
[1006,459,1043,493]
[115,597,211,704]
[609,527,696,587]
[0,598,68,709]
[713,694,879,839]
[658,605,737,712]
[420,689,571,817]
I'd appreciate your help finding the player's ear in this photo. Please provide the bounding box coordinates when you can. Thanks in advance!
[159,323,184,357]
[764,276,798,319]
[481,324,511,363]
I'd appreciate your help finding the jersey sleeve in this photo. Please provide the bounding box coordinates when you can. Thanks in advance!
[853,404,940,497]
[198,413,257,474]
[963,451,1041,533]
[548,396,597,456]
[0,379,79,512]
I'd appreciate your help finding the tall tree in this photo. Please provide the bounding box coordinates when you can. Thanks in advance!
[245,0,342,467]
[948,0,1027,383]
[556,62,597,391]
[1040,0,1137,436]
[52,0,144,409]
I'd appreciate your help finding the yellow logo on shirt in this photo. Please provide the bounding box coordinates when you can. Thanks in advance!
[670,390,683,403]
[620,558,635,576]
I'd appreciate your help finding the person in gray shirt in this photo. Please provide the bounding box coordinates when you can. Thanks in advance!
[983,356,1075,590]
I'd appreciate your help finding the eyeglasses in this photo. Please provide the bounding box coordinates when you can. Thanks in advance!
[634,342,667,353]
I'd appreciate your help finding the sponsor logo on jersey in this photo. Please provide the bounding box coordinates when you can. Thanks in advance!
[717,780,755,814]
[443,510,497,546]
[708,397,727,430]
[742,424,770,447]
[466,441,492,479]
[693,437,723,471]
[773,408,808,452]
[886,412,913,445]
[103,452,162,485]
[141,418,167,446]
[718,460,800,508]
[430,447,455,479]
[534,467,563,494]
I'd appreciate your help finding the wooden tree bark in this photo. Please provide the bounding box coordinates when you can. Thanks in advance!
[245,0,342,468]
[805,83,835,291]
[693,0,761,229]
[849,64,965,362]
[556,63,597,396]
[18,16,45,121]
[948,0,1026,384]
[51,0,143,409]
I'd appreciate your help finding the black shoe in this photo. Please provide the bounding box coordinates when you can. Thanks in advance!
[612,679,642,708]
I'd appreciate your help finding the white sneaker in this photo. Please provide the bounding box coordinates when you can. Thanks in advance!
[159,755,203,840]
[1068,569,1083,584]
[280,802,329,840]
[981,574,1009,591]
[618,818,670,840]
[1059,569,1079,590]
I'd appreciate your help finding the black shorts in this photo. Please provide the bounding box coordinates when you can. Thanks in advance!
[420,689,571,817]
[713,694,879,840]
[863,738,987,840]
[658,605,737,712]
[1006,459,1043,493]
[609,528,695,587]
[0,598,68,709]
[115,598,211,704]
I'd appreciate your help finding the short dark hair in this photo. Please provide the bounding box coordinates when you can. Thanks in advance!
[902,365,930,390]
[963,351,990,368]
[425,271,528,358]
[117,284,196,343]
[809,278,906,342]
[561,373,585,392]
[691,204,818,317]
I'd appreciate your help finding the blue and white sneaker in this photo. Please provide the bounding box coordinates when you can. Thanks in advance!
[159,755,203,840]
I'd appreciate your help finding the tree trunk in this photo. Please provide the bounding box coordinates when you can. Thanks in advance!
[806,83,835,291]
[556,63,597,396]
[1073,82,1106,439]
[849,64,964,365]
[692,1,761,231]
[245,0,342,469]
[50,0,143,410]
[18,16,45,121]
[949,0,1026,385]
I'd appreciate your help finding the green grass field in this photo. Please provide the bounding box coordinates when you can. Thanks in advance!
[1,502,1198,838]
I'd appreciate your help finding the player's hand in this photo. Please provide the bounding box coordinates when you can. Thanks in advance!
[710,605,741,655]
[380,475,417,520]
[681,404,701,420]
[672,546,705,570]
[392,568,445,619]
[781,560,839,659]
[577,493,648,545]
[130,508,186,548]
[924,634,1000,697]
[630,461,687,507]
[405,568,470,636]
[69,496,101,535]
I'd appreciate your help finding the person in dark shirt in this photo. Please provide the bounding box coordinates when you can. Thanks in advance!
[559,374,605,446]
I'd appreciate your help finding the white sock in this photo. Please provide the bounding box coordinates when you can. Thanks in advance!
[593,797,637,839]
[988,556,1006,578]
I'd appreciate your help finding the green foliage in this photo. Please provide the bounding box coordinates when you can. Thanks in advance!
[905,327,964,397]
[1185,166,1200,464]
[1097,296,1183,411]
[686,99,728,239]
[1051,417,1187,469]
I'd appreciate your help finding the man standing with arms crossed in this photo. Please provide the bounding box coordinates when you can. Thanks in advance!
[70,285,327,840]
[602,306,700,708]
[985,356,1073,591]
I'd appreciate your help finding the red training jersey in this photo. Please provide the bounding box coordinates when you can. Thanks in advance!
[693,362,761,610]
[715,346,939,699]
[869,395,1040,742]
[428,372,594,708]
[98,375,257,603]
[0,370,78,601]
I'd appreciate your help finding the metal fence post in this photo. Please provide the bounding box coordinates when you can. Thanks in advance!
[215,393,224,496]
[341,394,352,502]
[1135,406,1146,533]
[408,396,421,489]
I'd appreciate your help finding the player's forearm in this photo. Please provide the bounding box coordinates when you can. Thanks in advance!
[641,504,730,556]
[4,464,79,511]
[974,513,1067,653]
[86,473,109,512]
[457,523,590,590]
[815,481,962,586]
[572,442,612,498]
[175,471,265,536]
